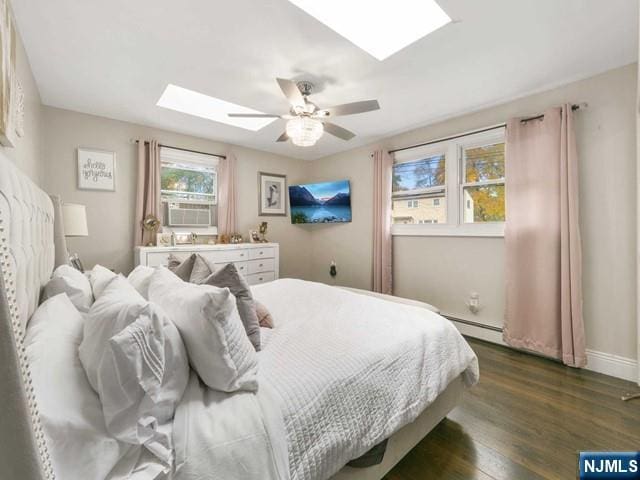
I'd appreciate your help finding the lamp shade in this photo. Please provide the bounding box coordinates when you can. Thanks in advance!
[62,203,88,237]
[285,117,324,147]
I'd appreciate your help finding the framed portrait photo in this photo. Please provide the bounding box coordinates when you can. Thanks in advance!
[258,172,286,216]
[77,148,116,191]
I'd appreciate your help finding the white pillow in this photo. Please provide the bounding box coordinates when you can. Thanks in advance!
[79,275,189,467]
[26,294,128,480]
[127,265,155,299]
[89,264,117,299]
[42,264,93,312]
[148,267,258,392]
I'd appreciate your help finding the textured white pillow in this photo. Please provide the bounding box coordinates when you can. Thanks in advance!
[128,265,155,299]
[79,275,189,467]
[89,264,117,299]
[42,264,93,312]
[149,267,258,392]
[26,294,129,480]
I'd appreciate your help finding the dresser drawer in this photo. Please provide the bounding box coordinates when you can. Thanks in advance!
[247,258,274,274]
[249,247,275,260]
[200,249,249,263]
[214,261,249,276]
[146,252,189,267]
[246,271,275,285]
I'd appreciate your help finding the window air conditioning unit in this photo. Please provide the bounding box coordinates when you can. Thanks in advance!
[167,202,211,227]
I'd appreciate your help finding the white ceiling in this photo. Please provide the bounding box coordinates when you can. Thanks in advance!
[14,0,638,160]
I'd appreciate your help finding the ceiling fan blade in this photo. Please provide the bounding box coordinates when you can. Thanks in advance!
[323,122,356,141]
[228,113,281,118]
[276,78,305,108]
[276,132,289,142]
[320,100,380,117]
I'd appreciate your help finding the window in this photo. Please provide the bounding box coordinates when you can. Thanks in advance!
[462,143,505,223]
[391,127,505,236]
[159,147,219,233]
[392,152,447,226]
[160,147,218,204]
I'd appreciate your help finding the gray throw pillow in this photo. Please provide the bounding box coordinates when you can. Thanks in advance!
[203,263,260,351]
[190,254,216,284]
[168,253,196,281]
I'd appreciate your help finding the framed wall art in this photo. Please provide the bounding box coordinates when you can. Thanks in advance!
[77,148,116,191]
[258,172,286,216]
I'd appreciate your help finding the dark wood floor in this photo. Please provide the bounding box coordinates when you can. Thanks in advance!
[385,338,640,480]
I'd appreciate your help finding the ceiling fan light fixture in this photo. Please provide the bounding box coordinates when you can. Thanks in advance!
[286,117,324,147]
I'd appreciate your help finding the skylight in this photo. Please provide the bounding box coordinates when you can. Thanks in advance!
[287,0,451,61]
[156,84,276,131]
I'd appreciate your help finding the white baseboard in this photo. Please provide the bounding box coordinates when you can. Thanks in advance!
[449,318,507,346]
[448,318,638,384]
[585,349,638,383]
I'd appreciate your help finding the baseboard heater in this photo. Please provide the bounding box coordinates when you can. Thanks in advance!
[443,315,503,333]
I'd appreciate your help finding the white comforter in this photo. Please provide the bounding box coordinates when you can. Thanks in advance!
[169,371,290,480]
[106,371,289,480]
[253,279,479,480]
[115,279,478,480]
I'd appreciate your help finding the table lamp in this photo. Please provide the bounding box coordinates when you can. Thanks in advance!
[62,203,88,271]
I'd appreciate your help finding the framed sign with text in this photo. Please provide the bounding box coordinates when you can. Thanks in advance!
[77,148,116,191]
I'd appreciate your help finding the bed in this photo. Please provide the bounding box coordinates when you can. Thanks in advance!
[0,152,479,480]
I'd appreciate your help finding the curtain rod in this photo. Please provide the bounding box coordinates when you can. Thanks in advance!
[387,104,584,155]
[134,140,226,159]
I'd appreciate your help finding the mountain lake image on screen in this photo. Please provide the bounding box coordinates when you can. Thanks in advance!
[289,180,352,224]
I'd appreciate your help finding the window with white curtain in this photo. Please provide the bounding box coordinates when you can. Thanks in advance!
[391,127,506,236]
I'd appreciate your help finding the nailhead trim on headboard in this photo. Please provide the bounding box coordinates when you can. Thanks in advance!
[0,217,55,480]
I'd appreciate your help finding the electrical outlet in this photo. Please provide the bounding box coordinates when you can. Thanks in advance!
[467,292,480,314]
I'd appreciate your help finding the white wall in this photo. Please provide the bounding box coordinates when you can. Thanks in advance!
[34,64,638,364]
[309,64,638,361]
[41,106,312,277]
[2,29,42,184]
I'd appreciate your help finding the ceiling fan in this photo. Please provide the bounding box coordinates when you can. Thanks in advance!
[228,78,380,147]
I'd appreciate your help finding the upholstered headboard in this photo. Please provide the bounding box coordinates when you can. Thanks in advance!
[0,153,56,480]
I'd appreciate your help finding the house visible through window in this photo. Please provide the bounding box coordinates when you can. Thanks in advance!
[392,152,446,225]
[391,127,505,236]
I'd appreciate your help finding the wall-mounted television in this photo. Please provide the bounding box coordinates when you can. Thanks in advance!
[289,180,352,224]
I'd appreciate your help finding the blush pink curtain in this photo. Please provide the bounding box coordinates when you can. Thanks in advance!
[372,149,393,294]
[135,140,161,246]
[217,151,237,237]
[504,105,586,367]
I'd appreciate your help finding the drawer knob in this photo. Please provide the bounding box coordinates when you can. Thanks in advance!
[259,263,263,267]
[259,277,263,281]
[240,253,245,257]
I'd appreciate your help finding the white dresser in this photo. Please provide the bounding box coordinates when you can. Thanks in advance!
[135,243,279,286]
